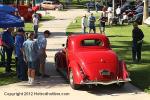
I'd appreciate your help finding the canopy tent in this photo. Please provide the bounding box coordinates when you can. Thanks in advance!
[0,4,16,13]
[0,12,24,28]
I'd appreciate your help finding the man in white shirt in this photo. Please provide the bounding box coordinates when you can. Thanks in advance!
[116,6,121,24]
[33,14,39,38]
[107,7,113,25]
[122,12,129,24]
[116,6,121,15]
[81,15,87,33]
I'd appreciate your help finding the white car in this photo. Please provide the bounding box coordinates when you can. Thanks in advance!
[40,0,63,10]
[144,17,150,25]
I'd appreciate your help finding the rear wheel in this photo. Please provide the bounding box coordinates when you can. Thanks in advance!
[69,69,80,90]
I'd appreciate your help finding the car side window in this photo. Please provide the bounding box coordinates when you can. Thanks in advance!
[81,39,103,46]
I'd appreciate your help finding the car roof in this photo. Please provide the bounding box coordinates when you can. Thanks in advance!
[68,34,110,49]
[68,34,108,41]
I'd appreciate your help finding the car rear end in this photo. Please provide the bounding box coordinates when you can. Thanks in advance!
[76,50,130,85]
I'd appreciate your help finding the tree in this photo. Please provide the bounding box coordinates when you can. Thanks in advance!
[143,0,148,22]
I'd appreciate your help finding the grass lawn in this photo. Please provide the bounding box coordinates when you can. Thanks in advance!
[0,67,19,85]
[25,15,55,32]
[66,15,150,93]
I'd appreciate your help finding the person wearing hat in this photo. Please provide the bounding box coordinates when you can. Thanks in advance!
[15,28,27,81]
[132,22,144,63]
[2,28,15,74]
[81,15,87,33]
[23,33,39,84]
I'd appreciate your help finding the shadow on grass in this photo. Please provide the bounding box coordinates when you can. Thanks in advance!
[109,38,150,92]
[108,35,130,38]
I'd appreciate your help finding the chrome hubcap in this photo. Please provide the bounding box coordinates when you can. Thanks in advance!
[70,71,73,85]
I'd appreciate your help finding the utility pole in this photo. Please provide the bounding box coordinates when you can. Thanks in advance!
[143,0,148,22]
[16,0,19,8]
[112,0,115,18]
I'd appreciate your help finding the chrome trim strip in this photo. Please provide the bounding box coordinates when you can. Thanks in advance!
[80,78,131,85]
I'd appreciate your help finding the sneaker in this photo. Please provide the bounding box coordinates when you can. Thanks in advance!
[30,81,40,85]
[28,80,31,84]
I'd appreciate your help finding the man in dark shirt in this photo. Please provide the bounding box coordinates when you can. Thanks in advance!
[15,28,27,80]
[2,28,15,73]
[132,22,144,63]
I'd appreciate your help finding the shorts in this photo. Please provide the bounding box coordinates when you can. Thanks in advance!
[39,53,46,64]
[89,25,96,30]
[100,27,105,32]
[27,61,37,69]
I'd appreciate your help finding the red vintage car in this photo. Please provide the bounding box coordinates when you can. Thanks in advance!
[55,34,131,90]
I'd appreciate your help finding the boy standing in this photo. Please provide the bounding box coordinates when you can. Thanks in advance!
[36,30,51,78]
[23,33,39,84]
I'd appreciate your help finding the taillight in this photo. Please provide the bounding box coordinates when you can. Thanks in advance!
[78,64,89,81]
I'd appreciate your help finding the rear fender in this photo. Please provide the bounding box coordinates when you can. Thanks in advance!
[68,61,83,84]
[118,60,129,80]
[55,50,66,69]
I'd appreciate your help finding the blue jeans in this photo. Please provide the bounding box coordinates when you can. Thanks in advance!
[132,41,142,62]
[34,25,39,38]
[5,47,13,72]
[0,46,5,65]
[16,55,28,80]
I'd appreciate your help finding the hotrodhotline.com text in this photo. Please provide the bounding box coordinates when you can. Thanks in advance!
[4,92,70,96]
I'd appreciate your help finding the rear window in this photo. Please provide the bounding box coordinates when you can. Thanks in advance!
[81,39,103,46]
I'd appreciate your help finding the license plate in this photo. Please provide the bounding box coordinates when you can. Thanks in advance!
[100,70,110,75]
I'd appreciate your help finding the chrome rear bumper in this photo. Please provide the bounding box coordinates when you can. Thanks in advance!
[80,78,131,85]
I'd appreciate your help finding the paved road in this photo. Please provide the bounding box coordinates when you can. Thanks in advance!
[0,9,149,100]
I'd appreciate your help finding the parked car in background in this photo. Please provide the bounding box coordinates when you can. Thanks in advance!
[15,5,42,21]
[55,34,131,90]
[40,0,63,10]
[144,17,150,25]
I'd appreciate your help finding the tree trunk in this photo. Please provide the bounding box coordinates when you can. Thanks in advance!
[26,0,31,5]
[112,0,115,18]
[143,0,148,22]
[77,0,80,4]
[21,0,24,5]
